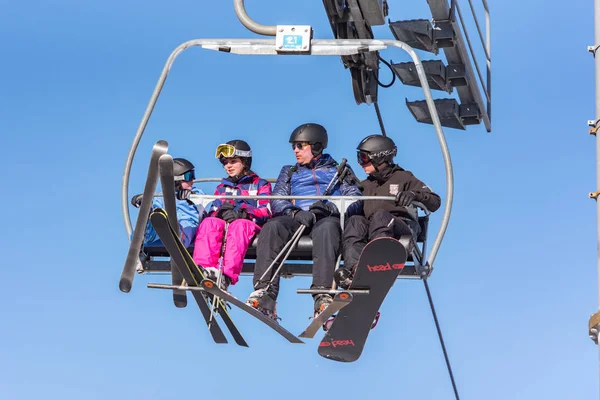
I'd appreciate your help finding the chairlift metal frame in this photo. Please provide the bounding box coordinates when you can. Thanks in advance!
[119,37,453,291]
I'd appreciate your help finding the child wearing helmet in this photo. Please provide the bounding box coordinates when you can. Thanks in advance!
[131,157,205,248]
[335,134,441,289]
[192,140,272,291]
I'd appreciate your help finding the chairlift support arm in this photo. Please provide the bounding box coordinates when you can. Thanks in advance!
[233,0,277,36]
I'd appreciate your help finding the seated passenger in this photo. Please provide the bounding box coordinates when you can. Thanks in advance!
[132,157,204,248]
[336,134,441,288]
[193,140,272,291]
[246,123,362,320]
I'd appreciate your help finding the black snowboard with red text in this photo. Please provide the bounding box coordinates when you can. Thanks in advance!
[318,237,408,362]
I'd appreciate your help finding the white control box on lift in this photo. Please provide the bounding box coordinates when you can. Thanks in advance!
[275,25,312,53]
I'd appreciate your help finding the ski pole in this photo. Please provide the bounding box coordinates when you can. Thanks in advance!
[267,224,306,286]
[323,158,347,197]
[217,221,229,289]
[209,221,229,328]
[258,224,305,282]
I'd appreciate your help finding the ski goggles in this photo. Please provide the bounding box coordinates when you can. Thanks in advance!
[215,144,252,159]
[174,170,195,182]
[357,150,372,166]
[357,147,397,166]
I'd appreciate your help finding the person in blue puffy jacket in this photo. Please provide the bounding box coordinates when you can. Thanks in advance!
[246,123,362,320]
[131,158,205,248]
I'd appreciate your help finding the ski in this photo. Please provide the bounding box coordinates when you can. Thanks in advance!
[120,140,168,293]
[169,215,248,347]
[318,238,407,362]
[299,292,353,339]
[150,209,247,346]
[200,279,304,344]
[158,154,187,308]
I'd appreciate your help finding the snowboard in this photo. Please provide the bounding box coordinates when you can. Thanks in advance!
[318,237,407,362]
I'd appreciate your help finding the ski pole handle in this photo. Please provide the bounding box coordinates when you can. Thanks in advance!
[324,158,348,197]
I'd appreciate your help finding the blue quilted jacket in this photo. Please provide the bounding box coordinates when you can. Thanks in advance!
[143,186,204,247]
[271,154,362,217]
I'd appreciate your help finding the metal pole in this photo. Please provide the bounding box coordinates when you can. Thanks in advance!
[592,0,600,393]
[484,1,491,123]
[595,0,600,308]
[596,0,600,391]
[233,0,277,36]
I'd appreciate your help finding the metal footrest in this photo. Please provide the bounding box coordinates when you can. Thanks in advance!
[148,283,205,292]
[296,288,371,295]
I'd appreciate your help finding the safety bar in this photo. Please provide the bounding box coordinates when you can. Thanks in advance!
[121,38,453,270]
[187,193,426,230]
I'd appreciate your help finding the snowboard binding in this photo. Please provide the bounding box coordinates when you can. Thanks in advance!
[333,266,355,290]
[323,312,380,332]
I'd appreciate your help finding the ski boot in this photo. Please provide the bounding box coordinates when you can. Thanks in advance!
[333,266,354,289]
[246,288,278,321]
[203,267,231,291]
[313,293,333,318]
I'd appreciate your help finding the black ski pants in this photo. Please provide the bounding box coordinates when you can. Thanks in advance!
[342,209,420,269]
[253,215,341,299]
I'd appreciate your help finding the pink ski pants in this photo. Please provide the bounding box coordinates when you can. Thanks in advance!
[192,217,261,285]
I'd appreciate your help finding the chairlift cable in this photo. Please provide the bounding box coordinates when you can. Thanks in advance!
[424,279,461,400]
[375,54,396,88]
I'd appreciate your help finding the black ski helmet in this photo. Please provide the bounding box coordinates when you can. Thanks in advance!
[173,158,195,179]
[356,134,397,167]
[217,139,253,170]
[289,123,328,155]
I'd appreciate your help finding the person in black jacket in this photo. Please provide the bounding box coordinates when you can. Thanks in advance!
[335,134,441,289]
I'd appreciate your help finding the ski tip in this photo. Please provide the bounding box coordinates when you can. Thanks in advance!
[154,139,169,149]
[119,279,133,293]
[173,297,187,308]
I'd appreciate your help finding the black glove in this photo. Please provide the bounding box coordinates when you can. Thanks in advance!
[216,202,235,218]
[222,209,249,223]
[294,210,316,228]
[176,189,191,200]
[395,191,418,207]
[131,194,144,208]
[309,200,338,220]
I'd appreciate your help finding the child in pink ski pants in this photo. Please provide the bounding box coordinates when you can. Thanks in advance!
[193,140,272,288]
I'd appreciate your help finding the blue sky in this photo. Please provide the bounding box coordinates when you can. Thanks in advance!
[0,0,596,398]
